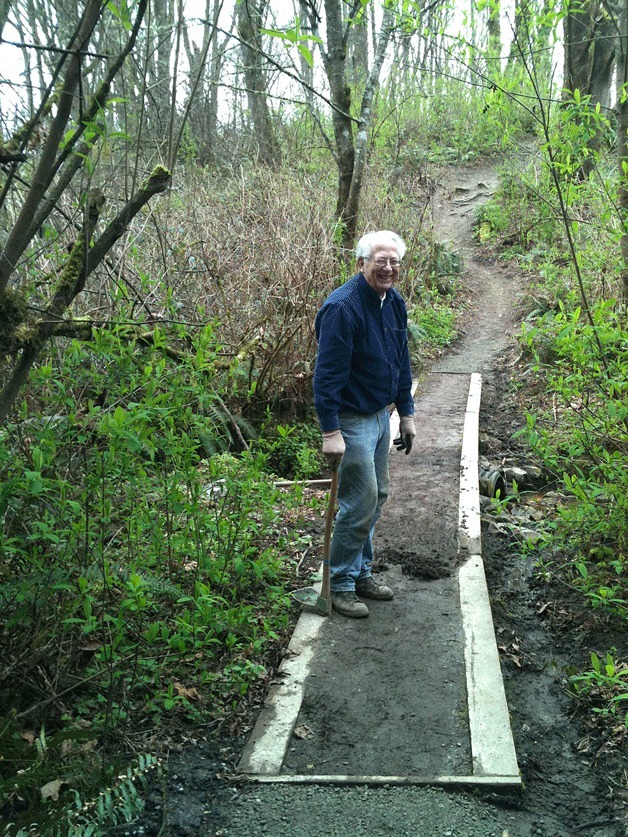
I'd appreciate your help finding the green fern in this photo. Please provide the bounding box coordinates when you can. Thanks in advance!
[60,754,159,836]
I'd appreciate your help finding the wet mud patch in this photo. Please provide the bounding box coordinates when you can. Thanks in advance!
[376,543,455,579]
[376,374,469,581]
[481,528,626,836]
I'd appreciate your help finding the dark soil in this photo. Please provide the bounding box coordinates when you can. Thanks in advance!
[124,158,627,837]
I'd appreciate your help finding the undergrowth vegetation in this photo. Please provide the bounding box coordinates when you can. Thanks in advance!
[478,101,628,738]
[0,326,302,831]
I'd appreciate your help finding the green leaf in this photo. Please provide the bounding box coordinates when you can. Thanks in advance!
[32,446,43,471]
[298,43,315,68]
[106,0,132,31]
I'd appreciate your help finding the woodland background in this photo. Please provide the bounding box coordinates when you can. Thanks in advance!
[0,0,626,832]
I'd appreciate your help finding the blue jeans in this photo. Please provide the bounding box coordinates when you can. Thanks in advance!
[330,408,390,592]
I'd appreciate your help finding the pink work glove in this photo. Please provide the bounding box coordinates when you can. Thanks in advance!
[322,429,345,471]
[393,416,416,455]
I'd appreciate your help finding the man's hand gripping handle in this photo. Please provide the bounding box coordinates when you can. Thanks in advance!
[322,429,345,471]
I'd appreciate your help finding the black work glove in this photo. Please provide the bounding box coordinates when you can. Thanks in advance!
[393,416,416,455]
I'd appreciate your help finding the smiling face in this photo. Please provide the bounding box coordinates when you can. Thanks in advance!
[357,239,401,296]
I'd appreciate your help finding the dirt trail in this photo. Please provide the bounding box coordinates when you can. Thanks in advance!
[431,160,520,374]
[137,160,625,837]
[269,161,519,783]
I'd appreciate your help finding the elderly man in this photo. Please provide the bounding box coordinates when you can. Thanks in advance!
[313,230,416,618]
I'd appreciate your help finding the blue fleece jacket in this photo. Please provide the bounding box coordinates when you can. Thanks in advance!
[313,273,414,432]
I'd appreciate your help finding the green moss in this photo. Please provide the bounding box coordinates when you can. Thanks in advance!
[141,165,172,192]
[0,288,27,353]
[13,323,37,343]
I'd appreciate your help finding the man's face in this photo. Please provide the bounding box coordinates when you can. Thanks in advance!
[358,241,401,296]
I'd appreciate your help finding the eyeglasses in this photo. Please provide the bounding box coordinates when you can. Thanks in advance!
[366,257,401,268]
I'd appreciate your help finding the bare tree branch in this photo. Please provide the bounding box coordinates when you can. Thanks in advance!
[0,0,103,293]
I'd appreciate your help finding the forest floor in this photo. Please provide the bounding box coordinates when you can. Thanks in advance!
[128,158,627,836]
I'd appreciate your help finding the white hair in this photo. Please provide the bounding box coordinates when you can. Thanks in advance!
[355,230,406,261]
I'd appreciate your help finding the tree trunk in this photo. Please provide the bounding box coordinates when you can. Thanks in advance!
[323,0,354,228]
[486,0,501,80]
[616,0,628,306]
[183,0,230,166]
[12,6,35,118]
[205,2,231,165]
[237,0,281,168]
[508,0,529,71]
[26,0,48,95]
[322,0,394,252]
[0,0,10,38]
[184,0,228,166]
[564,1,612,104]
[534,0,555,82]
[563,0,616,177]
[163,0,181,168]
[342,5,394,250]
[347,5,369,87]
[155,0,175,138]
[297,0,315,105]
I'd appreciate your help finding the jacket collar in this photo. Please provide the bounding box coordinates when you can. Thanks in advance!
[357,272,390,305]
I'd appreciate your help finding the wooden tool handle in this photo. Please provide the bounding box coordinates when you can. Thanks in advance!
[321,469,338,607]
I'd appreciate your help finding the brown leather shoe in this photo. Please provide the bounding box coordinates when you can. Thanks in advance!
[356,577,394,600]
[332,591,369,618]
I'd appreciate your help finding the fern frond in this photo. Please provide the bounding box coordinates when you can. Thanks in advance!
[60,753,160,836]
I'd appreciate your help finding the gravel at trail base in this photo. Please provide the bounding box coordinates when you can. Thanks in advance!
[218,783,518,836]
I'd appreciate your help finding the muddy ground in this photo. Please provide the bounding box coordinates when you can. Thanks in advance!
[127,159,627,836]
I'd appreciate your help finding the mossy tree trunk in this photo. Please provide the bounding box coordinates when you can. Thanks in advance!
[617,0,628,306]
[320,0,393,254]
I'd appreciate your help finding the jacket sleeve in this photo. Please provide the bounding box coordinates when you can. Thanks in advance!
[313,302,354,431]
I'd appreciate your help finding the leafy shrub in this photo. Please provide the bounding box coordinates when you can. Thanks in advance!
[0,713,156,837]
[518,301,627,618]
[475,199,511,243]
[569,651,628,728]
[0,326,302,832]
[407,288,458,364]
[258,421,324,481]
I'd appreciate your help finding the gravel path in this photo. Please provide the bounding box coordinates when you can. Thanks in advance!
[220,784,513,836]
